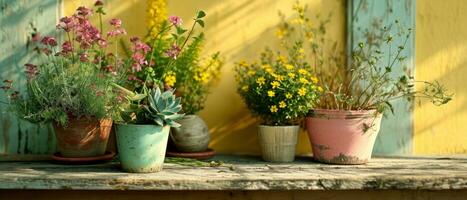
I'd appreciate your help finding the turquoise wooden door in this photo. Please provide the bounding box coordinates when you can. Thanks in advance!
[0,0,57,160]
[347,0,416,156]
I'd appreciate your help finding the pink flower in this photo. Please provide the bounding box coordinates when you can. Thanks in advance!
[32,32,41,42]
[132,63,142,72]
[130,36,140,43]
[61,41,73,54]
[41,48,52,55]
[41,36,57,46]
[97,39,107,47]
[76,7,92,18]
[169,16,182,26]
[107,28,126,37]
[79,53,89,62]
[57,16,76,32]
[109,19,122,28]
[165,44,181,59]
[94,0,104,6]
[25,64,38,78]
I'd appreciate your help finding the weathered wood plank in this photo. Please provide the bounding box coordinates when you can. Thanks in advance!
[0,155,465,190]
[348,0,416,155]
[0,0,57,158]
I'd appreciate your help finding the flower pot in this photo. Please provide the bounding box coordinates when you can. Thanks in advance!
[306,109,382,164]
[170,115,210,152]
[115,124,170,173]
[257,125,299,162]
[53,118,112,157]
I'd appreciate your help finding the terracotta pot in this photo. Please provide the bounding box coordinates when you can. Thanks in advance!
[306,109,382,164]
[170,115,210,152]
[53,118,112,158]
[258,125,299,162]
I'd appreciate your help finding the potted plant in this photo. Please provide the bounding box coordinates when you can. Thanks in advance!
[113,85,184,173]
[276,2,452,164]
[129,11,223,154]
[1,2,124,159]
[234,46,321,162]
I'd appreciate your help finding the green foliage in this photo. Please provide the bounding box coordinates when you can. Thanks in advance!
[3,57,120,126]
[113,84,184,127]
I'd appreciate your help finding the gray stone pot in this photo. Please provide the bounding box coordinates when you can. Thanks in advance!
[170,115,210,152]
[258,125,299,162]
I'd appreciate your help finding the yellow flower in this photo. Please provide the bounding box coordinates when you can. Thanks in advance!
[238,60,249,67]
[298,48,305,55]
[275,29,286,39]
[267,90,275,97]
[287,73,296,78]
[247,70,255,76]
[285,64,294,70]
[298,87,307,96]
[318,86,324,92]
[299,69,308,75]
[266,68,274,74]
[271,81,280,89]
[164,71,176,87]
[277,55,287,63]
[270,105,278,113]
[275,75,284,81]
[242,85,249,91]
[285,93,293,99]
[279,101,286,108]
[291,18,304,25]
[299,77,309,84]
[256,77,266,86]
[310,76,319,84]
[262,64,271,69]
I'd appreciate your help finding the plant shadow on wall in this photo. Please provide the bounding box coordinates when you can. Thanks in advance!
[414,0,467,148]
[202,0,346,154]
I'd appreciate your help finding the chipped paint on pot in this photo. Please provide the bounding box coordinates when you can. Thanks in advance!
[258,125,299,163]
[53,118,112,157]
[115,124,169,173]
[170,115,210,152]
[306,109,382,165]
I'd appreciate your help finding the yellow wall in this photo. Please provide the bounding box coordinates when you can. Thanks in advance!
[414,0,467,155]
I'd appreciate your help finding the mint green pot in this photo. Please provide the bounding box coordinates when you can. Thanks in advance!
[115,124,170,173]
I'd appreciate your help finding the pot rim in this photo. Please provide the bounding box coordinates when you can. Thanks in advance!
[308,109,381,119]
[115,123,168,128]
[258,124,300,128]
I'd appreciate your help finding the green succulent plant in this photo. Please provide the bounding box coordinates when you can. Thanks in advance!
[144,87,184,127]
[113,83,184,127]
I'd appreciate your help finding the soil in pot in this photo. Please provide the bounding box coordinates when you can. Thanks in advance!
[306,109,382,164]
[258,125,299,162]
[53,117,112,158]
[170,115,210,152]
[116,124,170,173]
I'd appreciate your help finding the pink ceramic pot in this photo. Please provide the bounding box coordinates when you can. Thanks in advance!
[306,109,382,164]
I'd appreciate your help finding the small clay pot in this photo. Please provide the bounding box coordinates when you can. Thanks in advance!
[258,125,299,162]
[306,109,382,164]
[170,115,210,152]
[53,117,112,158]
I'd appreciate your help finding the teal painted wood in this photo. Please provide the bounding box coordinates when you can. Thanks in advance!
[0,0,57,159]
[347,0,415,155]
